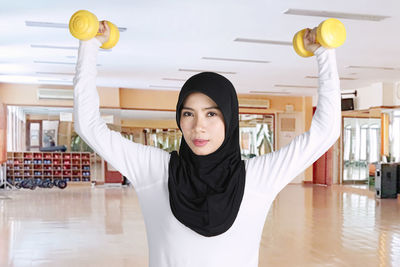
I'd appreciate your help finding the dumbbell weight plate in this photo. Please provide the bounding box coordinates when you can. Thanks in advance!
[98,21,120,49]
[317,18,346,49]
[69,10,99,41]
[293,29,314,58]
[57,180,67,189]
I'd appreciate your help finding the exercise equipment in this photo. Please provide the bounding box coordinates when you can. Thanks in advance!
[54,179,68,189]
[375,163,398,199]
[293,18,346,57]
[69,10,120,49]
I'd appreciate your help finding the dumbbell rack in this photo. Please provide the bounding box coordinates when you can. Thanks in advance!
[6,151,91,186]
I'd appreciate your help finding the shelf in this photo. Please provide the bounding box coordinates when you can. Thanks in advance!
[6,152,92,183]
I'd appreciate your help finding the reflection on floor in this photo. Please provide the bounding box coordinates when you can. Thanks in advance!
[1,184,399,267]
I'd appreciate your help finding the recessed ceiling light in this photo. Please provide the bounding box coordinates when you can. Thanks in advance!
[283,9,390,21]
[234,38,291,46]
[202,57,270,64]
[179,68,236,75]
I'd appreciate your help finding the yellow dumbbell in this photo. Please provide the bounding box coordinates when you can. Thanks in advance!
[293,18,346,57]
[69,10,120,49]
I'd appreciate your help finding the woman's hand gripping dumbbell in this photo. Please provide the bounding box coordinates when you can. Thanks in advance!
[69,10,119,49]
[293,18,346,57]
[302,27,321,55]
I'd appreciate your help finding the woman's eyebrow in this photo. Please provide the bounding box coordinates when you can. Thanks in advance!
[181,106,220,110]
[204,106,219,110]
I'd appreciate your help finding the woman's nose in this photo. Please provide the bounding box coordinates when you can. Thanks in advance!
[194,116,206,132]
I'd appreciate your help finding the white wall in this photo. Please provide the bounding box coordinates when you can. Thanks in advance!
[356,82,383,110]
[383,82,400,106]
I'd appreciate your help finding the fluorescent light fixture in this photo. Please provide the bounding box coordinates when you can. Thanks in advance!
[249,91,291,95]
[162,78,187,81]
[34,60,75,65]
[179,68,236,75]
[347,65,400,71]
[283,9,390,21]
[31,44,78,50]
[202,57,270,64]
[149,85,181,89]
[34,60,101,66]
[234,38,291,46]
[37,80,73,85]
[26,21,127,32]
[36,72,75,76]
[274,84,317,89]
[31,44,111,52]
[305,75,357,81]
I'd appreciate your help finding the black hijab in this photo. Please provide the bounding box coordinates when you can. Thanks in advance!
[168,72,246,237]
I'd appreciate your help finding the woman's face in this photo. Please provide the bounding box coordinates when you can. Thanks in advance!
[180,92,225,156]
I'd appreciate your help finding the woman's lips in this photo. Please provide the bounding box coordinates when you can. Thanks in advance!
[193,139,209,147]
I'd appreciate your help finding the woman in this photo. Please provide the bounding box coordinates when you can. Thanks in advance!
[74,22,340,266]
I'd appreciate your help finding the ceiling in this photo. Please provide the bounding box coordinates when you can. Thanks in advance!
[1,0,400,97]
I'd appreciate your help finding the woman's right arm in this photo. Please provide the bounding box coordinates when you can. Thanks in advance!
[73,38,169,189]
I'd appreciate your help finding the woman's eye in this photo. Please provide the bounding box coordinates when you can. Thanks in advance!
[182,111,193,117]
[207,112,217,117]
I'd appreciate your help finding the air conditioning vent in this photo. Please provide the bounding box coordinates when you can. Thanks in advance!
[37,89,73,100]
[239,98,270,109]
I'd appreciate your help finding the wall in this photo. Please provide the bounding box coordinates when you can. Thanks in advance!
[356,82,383,110]
[1,82,313,183]
[0,83,120,108]
[383,82,400,106]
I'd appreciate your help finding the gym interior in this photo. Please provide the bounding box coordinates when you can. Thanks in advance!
[1,1,400,266]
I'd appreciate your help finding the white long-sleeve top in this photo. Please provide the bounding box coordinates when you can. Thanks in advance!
[73,38,341,267]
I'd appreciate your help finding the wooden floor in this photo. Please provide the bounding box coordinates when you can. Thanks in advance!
[0,184,399,267]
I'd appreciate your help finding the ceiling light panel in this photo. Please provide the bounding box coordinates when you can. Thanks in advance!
[347,65,400,71]
[305,75,358,81]
[283,9,390,21]
[249,91,291,95]
[31,44,111,52]
[179,69,236,75]
[36,72,75,76]
[34,60,101,66]
[234,38,291,46]
[149,85,181,89]
[202,57,270,64]
[162,78,187,81]
[31,44,78,50]
[25,21,127,32]
[274,84,317,89]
